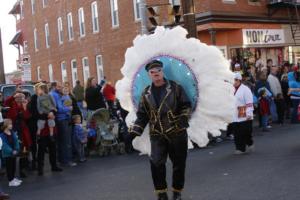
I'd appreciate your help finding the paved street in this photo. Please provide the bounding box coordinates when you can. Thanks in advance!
[3,124,300,200]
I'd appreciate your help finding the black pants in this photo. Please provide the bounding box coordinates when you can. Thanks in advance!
[275,99,285,124]
[37,136,57,171]
[226,123,234,137]
[150,132,188,192]
[5,157,16,181]
[233,120,253,152]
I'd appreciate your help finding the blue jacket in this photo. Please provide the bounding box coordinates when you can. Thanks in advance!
[288,72,300,97]
[0,132,20,158]
[254,80,272,97]
[50,90,71,120]
[73,124,86,142]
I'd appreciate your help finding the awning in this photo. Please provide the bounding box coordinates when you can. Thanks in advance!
[10,31,23,46]
[9,1,20,15]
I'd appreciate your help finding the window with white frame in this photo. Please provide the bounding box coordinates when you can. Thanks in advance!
[133,0,141,21]
[96,55,104,82]
[78,8,85,37]
[42,0,48,8]
[67,13,74,40]
[34,28,38,51]
[20,0,24,19]
[37,66,41,80]
[31,0,35,15]
[71,59,78,87]
[169,0,181,5]
[91,2,99,33]
[61,61,68,82]
[82,57,90,83]
[44,23,50,48]
[48,64,54,82]
[57,17,63,44]
[223,0,236,3]
[110,0,119,27]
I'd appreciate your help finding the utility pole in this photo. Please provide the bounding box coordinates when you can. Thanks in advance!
[139,0,149,35]
[181,0,197,38]
[0,28,5,84]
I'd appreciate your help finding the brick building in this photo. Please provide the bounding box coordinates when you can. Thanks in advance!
[9,0,300,86]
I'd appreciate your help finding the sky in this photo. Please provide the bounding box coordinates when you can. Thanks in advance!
[0,1,18,73]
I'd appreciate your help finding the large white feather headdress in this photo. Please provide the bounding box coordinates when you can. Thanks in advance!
[116,26,235,155]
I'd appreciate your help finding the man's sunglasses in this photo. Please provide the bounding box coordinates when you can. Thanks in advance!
[149,68,162,74]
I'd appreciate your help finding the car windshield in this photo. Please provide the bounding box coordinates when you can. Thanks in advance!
[2,86,17,100]
[21,85,35,95]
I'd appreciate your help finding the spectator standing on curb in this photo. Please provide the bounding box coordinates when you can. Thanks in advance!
[267,65,283,124]
[85,77,106,121]
[73,80,86,119]
[0,119,21,187]
[50,82,76,167]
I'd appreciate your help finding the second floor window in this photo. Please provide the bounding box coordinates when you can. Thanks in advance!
[91,2,99,33]
[31,0,35,15]
[57,17,63,44]
[20,0,24,19]
[34,28,38,51]
[67,13,74,40]
[42,0,48,8]
[44,23,50,48]
[78,8,85,37]
[110,0,119,27]
[133,0,141,21]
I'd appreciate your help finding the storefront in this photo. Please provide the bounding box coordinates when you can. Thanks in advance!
[197,23,295,68]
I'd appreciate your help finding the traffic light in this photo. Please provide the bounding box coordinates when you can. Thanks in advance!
[147,6,160,27]
[168,5,181,24]
[147,4,182,30]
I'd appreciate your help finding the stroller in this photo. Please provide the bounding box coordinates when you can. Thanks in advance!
[88,108,125,156]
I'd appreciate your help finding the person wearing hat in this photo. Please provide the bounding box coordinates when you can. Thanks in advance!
[232,72,254,154]
[129,60,192,200]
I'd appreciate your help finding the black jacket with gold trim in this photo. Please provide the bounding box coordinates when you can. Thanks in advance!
[131,80,192,137]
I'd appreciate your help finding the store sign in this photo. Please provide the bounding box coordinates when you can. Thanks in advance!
[243,29,285,45]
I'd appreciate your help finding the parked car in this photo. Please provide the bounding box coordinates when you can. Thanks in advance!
[0,84,34,104]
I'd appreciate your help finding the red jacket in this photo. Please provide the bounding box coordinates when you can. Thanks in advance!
[103,84,116,101]
[4,96,32,149]
[259,97,270,116]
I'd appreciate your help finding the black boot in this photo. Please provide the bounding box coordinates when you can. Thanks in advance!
[173,192,182,200]
[157,192,168,200]
[38,168,43,176]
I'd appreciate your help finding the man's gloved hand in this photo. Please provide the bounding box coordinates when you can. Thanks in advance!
[178,116,189,129]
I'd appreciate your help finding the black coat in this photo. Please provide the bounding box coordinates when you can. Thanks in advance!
[131,80,192,137]
[85,86,106,110]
